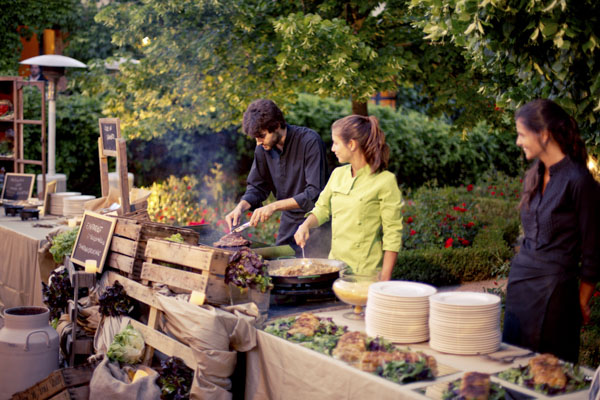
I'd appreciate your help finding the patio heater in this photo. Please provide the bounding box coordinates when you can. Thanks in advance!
[19,55,87,193]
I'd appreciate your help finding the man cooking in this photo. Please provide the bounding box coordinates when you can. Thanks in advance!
[225,99,330,257]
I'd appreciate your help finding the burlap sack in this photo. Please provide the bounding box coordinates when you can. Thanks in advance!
[154,296,259,400]
[89,357,161,400]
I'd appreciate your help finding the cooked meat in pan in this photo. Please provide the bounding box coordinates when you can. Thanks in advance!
[269,263,339,276]
[213,232,251,248]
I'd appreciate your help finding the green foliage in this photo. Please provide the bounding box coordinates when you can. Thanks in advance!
[580,284,600,368]
[288,94,523,188]
[414,0,600,150]
[0,0,82,74]
[22,88,103,196]
[392,176,521,285]
[49,227,79,264]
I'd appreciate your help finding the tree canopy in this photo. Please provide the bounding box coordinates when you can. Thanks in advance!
[91,0,495,139]
[415,0,600,148]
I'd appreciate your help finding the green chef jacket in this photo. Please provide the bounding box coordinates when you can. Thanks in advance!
[308,164,403,276]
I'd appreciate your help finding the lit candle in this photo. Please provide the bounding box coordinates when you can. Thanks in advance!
[189,290,206,306]
[84,259,97,274]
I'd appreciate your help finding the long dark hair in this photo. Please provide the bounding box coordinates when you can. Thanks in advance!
[516,99,588,208]
[331,114,390,173]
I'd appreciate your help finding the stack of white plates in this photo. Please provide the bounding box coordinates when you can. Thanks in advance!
[365,281,437,343]
[49,192,81,216]
[63,195,96,218]
[429,291,501,355]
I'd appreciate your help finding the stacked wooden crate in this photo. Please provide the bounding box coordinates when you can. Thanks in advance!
[106,217,199,280]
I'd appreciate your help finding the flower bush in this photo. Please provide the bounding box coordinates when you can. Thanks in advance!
[144,175,281,245]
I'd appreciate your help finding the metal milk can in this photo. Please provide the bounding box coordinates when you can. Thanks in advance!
[0,306,59,399]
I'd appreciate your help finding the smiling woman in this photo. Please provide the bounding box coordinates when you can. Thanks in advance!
[504,99,600,363]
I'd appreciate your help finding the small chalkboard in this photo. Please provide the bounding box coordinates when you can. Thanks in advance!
[1,173,35,202]
[98,118,120,157]
[71,211,116,273]
[41,180,57,217]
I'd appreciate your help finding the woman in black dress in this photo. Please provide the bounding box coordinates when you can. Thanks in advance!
[503,99,600,363]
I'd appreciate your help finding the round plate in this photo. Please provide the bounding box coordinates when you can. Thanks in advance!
[430,291,501,307]
[369,281,437,298]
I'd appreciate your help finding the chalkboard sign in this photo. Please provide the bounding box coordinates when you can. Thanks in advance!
[71,211,116,273]
[1,173,35,202]
[98,118,120,157]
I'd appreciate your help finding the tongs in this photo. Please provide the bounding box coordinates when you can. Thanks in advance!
[231,221,251,234]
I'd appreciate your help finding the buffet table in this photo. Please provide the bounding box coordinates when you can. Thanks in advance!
[245,307,592,400]
[0,214,60,311]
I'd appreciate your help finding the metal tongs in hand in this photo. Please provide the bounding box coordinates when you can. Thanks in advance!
[231,221,251,234]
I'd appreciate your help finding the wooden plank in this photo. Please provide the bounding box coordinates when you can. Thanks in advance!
[110,236,138,257]
[141,307,159,365]
[116,138,130,215]
[145,239,212,271]
[206,277,230,305]
[48,386,89,400]
[113,219,142,241]
[98,137,109,198]
[141,262,208,293]
[209,251,229,275]
[139,223,199,244]
[129,319,196,369]
[106,252,134,274]
[106,272,164,311]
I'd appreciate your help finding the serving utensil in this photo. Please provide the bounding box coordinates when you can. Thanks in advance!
[301,247,313,266]
[231,221,251,234]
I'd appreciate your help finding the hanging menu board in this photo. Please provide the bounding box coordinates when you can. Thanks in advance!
[98,118,121,157]
[1,173,35,202]
[71,211,116,273]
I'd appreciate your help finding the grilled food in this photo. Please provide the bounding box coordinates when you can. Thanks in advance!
[359,350,437,374]
[528,353,567,389]
[287,313,321,337]
[459,372,491,400]
[213,232,251,248]
[332,331,367,363]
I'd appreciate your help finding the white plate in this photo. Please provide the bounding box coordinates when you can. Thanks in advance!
[369,281,437,298]
[430,291,500,307]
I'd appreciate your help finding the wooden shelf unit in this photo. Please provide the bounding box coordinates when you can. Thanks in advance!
[0,76,46,195]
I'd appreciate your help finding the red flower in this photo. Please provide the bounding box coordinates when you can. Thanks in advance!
[460,238,470,246]
[444,238,453,248]
[407,216,414,224]
[467,184,473,192]
[159,215,164,221]
[248,233,252,238]
[189,221,204,226]
[465,221,475,228]
[187,185,192,190]
[202,209,208,215]
[410,229,416,236]
[453,206,467,213]
[274,233,278,238]
[246,212,253,217]
[169,216,175,220]
[491,191,496,196]
[276,218,281,223]
[593,291,600,298]
[500,192,504,196]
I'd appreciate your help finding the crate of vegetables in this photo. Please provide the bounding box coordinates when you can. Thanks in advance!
[106,217,199,280]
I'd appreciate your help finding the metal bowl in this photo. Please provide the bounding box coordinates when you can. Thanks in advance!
[267,258,346,285]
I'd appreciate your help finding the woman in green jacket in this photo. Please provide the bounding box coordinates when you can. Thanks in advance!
[294,114,403,280]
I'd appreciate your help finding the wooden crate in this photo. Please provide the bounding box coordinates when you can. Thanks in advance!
[141,238,230,305]
[106,217,200,280]
[11,363,95,400]
[47,386,89,400]
[106,272,196,369]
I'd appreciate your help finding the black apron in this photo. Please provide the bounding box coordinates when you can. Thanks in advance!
[503,249,581,362]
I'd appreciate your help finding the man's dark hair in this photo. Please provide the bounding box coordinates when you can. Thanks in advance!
[242,99,286,138]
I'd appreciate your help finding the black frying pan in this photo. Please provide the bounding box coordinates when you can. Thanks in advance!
[267,258,346,285]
